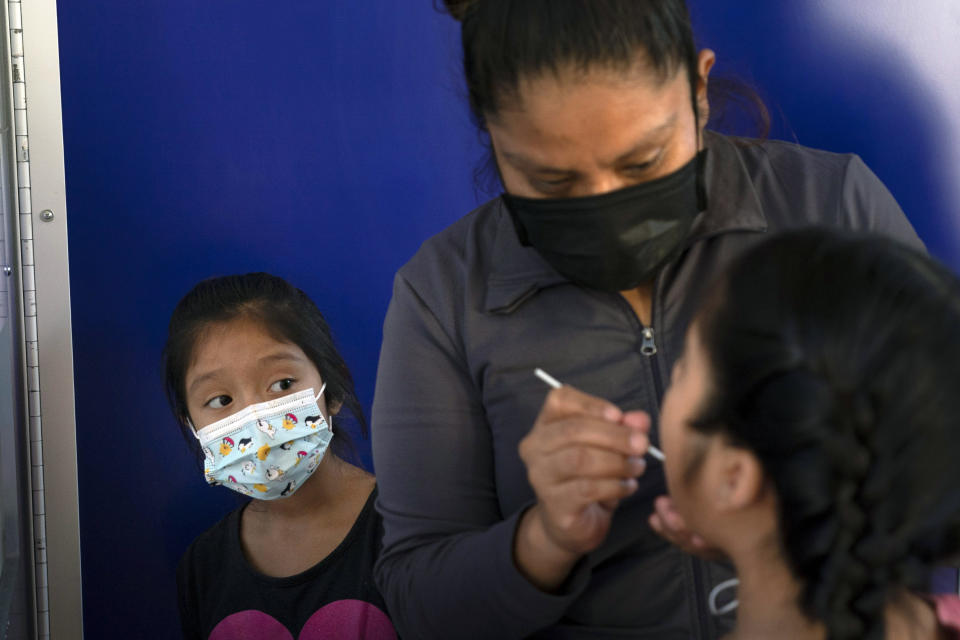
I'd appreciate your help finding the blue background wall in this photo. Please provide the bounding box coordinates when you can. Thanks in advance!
[54,1,959,637]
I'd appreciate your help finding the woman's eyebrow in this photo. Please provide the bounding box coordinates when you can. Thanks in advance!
[500,150,579,175]
[609,114,677,164]
[501,113,677,174]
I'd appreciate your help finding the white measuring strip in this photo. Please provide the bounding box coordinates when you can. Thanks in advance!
[8,0,50,637]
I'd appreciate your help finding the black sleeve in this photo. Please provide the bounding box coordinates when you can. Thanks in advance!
[371,274,590,640]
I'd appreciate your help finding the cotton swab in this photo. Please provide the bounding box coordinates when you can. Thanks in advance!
[534,368,666,462]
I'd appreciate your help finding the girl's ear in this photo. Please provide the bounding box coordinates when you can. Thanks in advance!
[712,443,766,513]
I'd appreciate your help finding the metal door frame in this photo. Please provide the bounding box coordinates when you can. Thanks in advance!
[4,0,80,637]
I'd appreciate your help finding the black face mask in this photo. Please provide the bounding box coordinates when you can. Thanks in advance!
[502,150,708,292]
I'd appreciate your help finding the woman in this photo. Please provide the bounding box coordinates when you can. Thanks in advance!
[660,228,960,639]
[372,1,923,637]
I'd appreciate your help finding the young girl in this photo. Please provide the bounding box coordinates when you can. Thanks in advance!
[658,229,960,639]
[166,273,397,640]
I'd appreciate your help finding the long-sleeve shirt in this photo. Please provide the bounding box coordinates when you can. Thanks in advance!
[371,132,923,639]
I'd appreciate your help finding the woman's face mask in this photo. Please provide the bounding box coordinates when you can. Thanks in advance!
[490,62,709,291]
[502,151,707,291]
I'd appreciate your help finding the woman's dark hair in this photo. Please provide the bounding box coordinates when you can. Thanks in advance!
[690,229,960,640]
[438,0,769,191]
[163,273,367,465]
[443,0,700,124]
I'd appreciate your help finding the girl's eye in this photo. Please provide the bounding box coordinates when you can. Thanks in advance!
[206,395,232,409]
[269,378,295,393]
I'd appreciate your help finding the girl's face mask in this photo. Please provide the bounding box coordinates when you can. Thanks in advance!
[192,385,333,500]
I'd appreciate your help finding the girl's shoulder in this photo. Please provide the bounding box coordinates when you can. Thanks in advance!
[339,479,381,551]
[177,505,245,577]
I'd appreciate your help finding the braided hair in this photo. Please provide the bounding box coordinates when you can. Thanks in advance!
[690,229,960,640]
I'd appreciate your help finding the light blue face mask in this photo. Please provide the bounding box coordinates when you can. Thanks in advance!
[192,385,333,500]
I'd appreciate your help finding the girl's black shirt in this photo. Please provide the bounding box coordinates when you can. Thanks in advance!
[176,487,397,640]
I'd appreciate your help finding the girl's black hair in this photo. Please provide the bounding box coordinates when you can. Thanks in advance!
[691,229,960,640]
[163,273,367,465]
[438,0,769,192]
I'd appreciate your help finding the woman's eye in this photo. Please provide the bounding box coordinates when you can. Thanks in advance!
[532,175,575,193]
[269,378,296,392]
[206,395,232,409]
[625,159,659,175]
[624,151,663,175]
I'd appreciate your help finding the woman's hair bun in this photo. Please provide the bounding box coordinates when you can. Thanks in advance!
[438,0,477,22]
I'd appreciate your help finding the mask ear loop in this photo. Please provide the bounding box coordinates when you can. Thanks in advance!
[314,383,333,431]
[186,416,202,441]
[708,577,740,615]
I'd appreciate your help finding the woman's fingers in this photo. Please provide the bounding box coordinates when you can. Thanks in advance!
[649,496,725,560]
[529,445,647,485]
[523,414,650,459]
[540,385,623,424]
[545,476,640,512]
[619,410,651,432]
[655,495,687,530]
[649,497,694,545]
[519,385,656,556]
[539,478,639,550]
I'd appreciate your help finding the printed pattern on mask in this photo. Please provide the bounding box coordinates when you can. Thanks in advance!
[194,388,333,500]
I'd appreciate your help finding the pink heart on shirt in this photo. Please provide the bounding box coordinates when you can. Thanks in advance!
[208,599,397,640]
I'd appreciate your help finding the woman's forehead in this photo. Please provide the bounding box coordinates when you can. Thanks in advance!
[488,66,690,165]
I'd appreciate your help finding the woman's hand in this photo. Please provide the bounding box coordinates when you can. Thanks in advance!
[648,496,725,561]
[514,386,650,591]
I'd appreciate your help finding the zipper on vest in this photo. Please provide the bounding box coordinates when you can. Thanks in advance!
[632,284,712,638]
[612,314,712,638]
[640,327,657,356]
[642,327,667,420]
